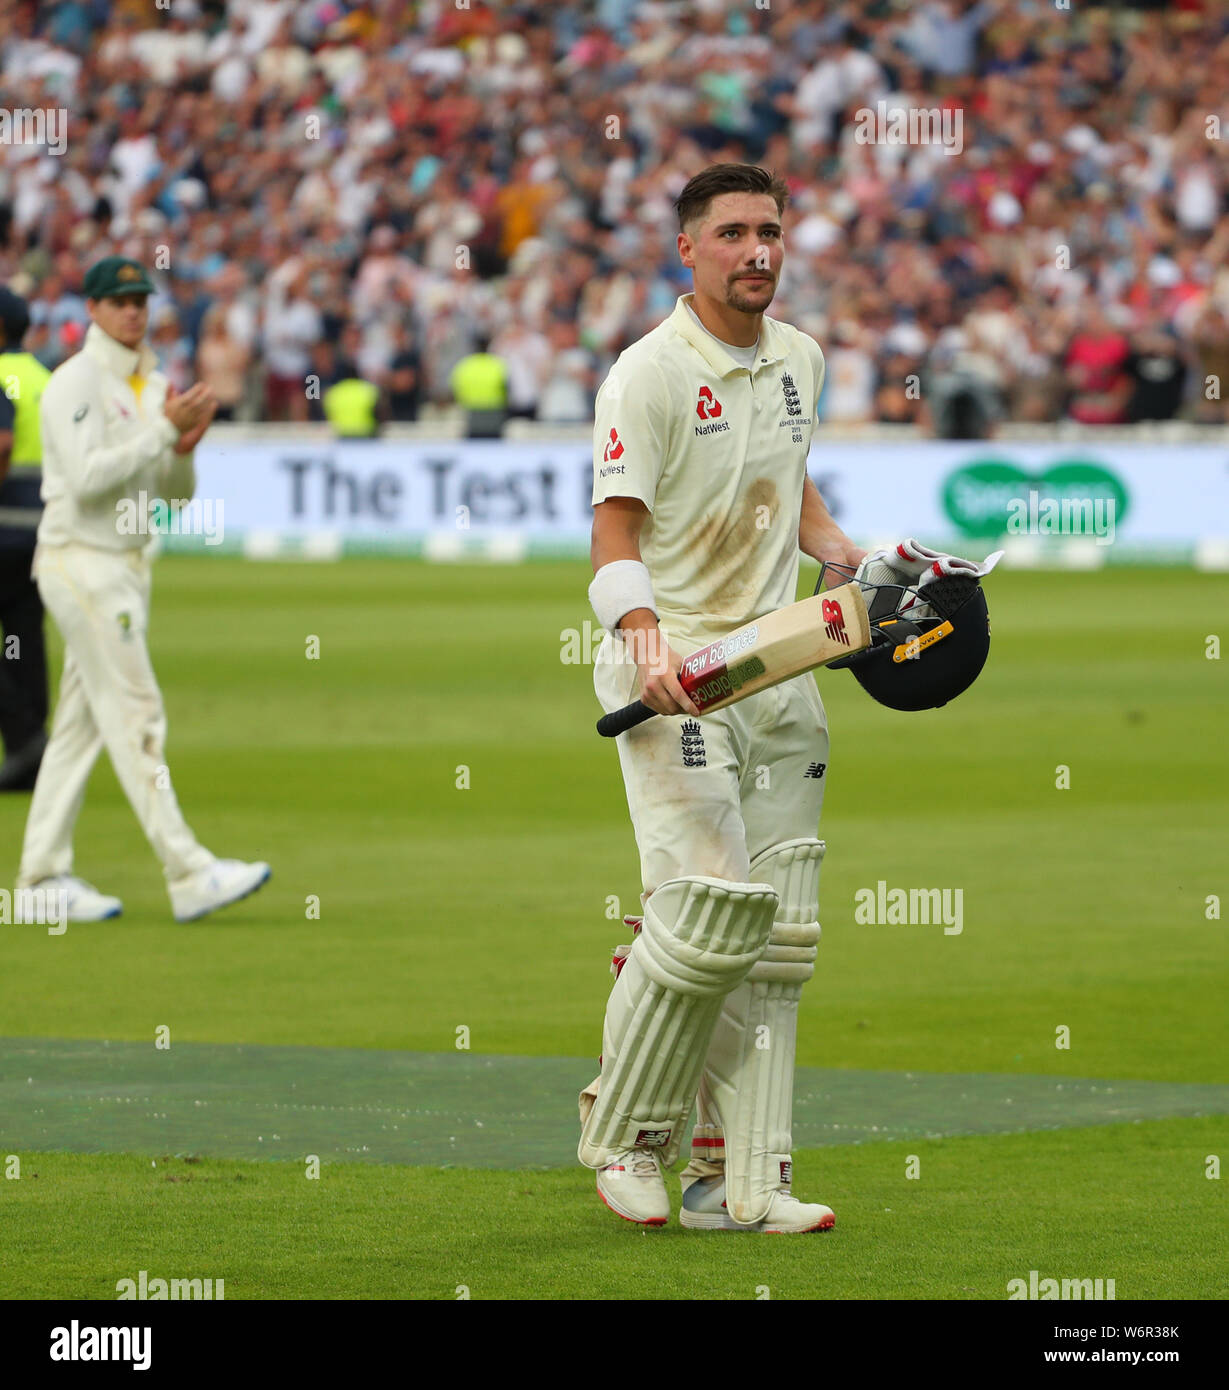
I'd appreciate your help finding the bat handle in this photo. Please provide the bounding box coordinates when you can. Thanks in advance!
[596,699,657,738]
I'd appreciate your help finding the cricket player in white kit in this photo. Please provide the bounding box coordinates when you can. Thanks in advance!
[579,165,866,1231]
[15,256,270,923]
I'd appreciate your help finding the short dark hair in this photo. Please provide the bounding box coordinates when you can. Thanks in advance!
[675,163,790,234]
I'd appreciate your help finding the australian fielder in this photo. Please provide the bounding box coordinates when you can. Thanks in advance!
[15,256,270,924]
[579,164,866,1231]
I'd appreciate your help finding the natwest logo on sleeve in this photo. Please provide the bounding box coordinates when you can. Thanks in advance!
[602,428,624,462]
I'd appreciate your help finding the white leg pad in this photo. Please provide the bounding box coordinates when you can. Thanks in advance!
[682,838,824,1224]
[578,874,778,1170]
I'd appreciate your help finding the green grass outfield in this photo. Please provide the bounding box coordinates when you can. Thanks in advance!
[0,558,1225,1299]
[3,1120,1223,1301]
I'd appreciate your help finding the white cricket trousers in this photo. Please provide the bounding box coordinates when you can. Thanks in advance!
[593,630,830,896]
[17,543,214,887]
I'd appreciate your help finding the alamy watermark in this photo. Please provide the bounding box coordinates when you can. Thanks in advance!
[1008,1269,1116,1300]
[561,621,668,672]
[0,107,67,156]
[854,880,963,935]
[1006,490,1116,545]
[49,1323,150,1370]
[117,1269,224,1300]
[116,492,225,546]
[853,102,963,157]
[0,885,68,935]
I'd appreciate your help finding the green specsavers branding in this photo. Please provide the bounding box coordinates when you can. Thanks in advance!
[942,460,1129,545]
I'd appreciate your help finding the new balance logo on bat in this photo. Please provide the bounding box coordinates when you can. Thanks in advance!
[822,597,850,645]
[681,625,760,678]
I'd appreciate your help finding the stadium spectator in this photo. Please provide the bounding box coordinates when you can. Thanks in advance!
[1064,300,1134,426]
[149,304,194,394]
[383,319,423,424]
[495,158,558,264]
[425,305,480,409]
[536,319,598,426]
[874,351,925,427]
[27,271,87,367]
[1189,303,1229,424]
[195,305,250,423]
[0,285,50,792]
[901,0,1002,79]
[306,339,341,426]
[1126,322,1188,422]
[323,371,381,439]
[352,225,420,322]
[1008,315,1070,423]
[820,322,877,425]
[0,0,1225,436]
[262,262,322,422]
[491,316,551,422]
[450,335,508,439]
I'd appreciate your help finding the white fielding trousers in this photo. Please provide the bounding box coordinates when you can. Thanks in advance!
[17,543,214,888]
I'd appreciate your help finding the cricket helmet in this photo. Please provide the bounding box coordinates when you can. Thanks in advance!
[824,566,992,712]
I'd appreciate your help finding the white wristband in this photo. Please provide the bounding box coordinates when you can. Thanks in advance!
[589,559,657,633]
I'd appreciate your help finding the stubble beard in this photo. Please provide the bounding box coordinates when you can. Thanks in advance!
[726,279,775,315]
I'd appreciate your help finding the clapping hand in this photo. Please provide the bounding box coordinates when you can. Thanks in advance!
[164,383,218,454]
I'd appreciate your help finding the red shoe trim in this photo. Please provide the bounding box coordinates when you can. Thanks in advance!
[596,1181,666,1226]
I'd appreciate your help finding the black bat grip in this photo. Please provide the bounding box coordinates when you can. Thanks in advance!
[596,699,657,738]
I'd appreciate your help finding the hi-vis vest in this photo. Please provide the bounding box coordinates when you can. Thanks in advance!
[0,351,51,466]
[323,377,380,437]
[451,352,508,410]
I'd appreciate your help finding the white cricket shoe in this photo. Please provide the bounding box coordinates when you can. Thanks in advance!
[169,859,271,923]
[23,875,122,922]
[596,1147,669,1226]
[680,1175,835,1233]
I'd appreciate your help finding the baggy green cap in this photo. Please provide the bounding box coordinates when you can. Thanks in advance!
[83,256,156,299]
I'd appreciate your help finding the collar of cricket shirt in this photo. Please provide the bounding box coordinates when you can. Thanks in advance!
[671,293,789,378]
[84,320,159,381]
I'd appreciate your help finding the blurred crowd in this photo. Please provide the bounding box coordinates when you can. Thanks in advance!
[1,0,1228,433]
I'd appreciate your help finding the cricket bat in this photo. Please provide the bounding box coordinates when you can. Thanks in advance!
[596,580,871,738]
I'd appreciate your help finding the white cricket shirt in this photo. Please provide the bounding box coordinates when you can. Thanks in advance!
[38,322,195,551]
[593,292,826,648]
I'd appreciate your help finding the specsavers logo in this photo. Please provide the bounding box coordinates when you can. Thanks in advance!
[942,460,1129,539]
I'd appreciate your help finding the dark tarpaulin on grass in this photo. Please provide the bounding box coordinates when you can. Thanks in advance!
[1,1037,1226,1169]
